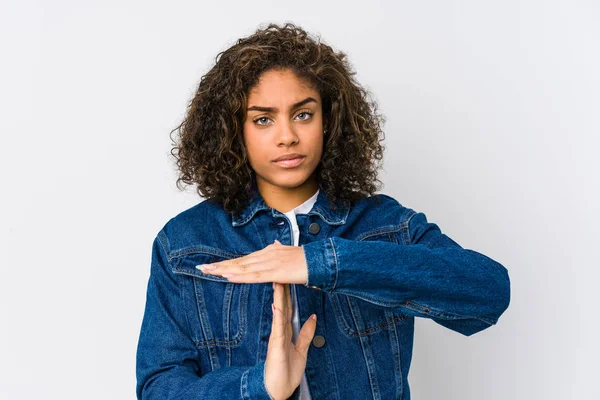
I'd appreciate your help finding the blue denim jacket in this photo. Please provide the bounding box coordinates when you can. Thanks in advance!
[136,186,511,400]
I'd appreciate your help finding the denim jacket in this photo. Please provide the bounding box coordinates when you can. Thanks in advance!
[135,186,511,400]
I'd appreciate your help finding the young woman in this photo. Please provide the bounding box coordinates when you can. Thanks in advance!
[135,22,511,400]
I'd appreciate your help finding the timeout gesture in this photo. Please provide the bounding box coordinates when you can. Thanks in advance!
[197,240,309,284]
[265,283,317,400]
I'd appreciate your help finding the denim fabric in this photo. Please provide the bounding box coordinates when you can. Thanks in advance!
[136,184,511,399]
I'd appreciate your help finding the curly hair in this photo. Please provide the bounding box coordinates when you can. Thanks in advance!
[169,22,387,217]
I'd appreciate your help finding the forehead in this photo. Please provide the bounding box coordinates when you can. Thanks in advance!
[248,69,319,102]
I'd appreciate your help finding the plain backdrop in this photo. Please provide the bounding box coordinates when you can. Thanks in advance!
[1,1,598,399]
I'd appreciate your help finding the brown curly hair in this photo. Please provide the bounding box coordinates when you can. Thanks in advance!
[169,22,387,217]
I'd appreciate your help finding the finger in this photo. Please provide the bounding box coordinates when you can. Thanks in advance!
[269,302,287,344]
[198,258,267,276]
[273,282,285,313]
[283,284,293,338]
[196,247,272,274]
[281,283,292,320]
[270,284,287,344]
[295,314,317,355]
[284,283,293,321]
[219,268,277,283]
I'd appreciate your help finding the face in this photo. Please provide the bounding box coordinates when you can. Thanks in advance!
[242,68,324,193]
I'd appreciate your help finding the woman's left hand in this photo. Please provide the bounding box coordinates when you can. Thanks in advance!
[196,240,309,284]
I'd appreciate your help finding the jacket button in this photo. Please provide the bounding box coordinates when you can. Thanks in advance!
[308,222,320,234]
[312,335,325,348]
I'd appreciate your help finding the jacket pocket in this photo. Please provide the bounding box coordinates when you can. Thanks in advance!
[171,250,250,348]
[330,230,409,337]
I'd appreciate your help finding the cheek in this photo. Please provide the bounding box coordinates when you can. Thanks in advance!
[308,130,324,152]
[243,132,268,165]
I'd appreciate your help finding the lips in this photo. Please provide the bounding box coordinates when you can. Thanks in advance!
[272,156,306,168]
[272,153,305,162]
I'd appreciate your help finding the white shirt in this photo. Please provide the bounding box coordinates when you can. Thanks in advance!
[281,189,319,400]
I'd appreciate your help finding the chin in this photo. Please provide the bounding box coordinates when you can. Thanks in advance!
[260,171,315,189]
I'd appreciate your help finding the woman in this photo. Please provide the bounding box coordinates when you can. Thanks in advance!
[135,22,511,400]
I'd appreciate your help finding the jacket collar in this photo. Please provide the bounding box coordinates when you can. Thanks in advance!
[231,181,350,227]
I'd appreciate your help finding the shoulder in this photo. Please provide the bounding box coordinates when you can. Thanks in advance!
[343,193,418,241]
[155,198,229,252]
[353,192,417,224]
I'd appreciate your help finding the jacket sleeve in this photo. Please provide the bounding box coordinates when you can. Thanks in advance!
[136,231,273,400]
[301,208,511,337]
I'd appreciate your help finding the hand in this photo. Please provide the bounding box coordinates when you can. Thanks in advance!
[265,282,317,400]
[196,240,309,284]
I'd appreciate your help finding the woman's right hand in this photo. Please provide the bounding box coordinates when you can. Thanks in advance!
[264,282,317,400]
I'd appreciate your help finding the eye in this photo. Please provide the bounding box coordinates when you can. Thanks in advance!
[296,111,313,121]
[253,116,272,126]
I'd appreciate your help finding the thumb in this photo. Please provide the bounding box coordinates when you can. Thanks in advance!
[295,314,317,356]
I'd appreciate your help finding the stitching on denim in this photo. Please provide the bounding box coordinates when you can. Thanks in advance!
[192,336,244,348]
[178,269,249,349]
[403,300,489,322]
[346,297,381,399]
[331,295,494,324]
[175,269,198,358]
[329,294,355,336]
[239,283,249,344]
[223,283,233,366]
[401,209,416,245]
[387,232,397,244]
[333,289,405,308]
[329,294,408,338]
[308,209,347,225]
[192,277,217,369]
[405,300,496,326]
[301,245,313,287]
[355,224,403,241]
[189,290,248,348]
[385,310,404,399]
[157,230,173,268]
[169,246,242,261]
[404,210,418,245]
[250,217,270,249]
[333,289,478,322]
[240,368,248,399]
[329,237,339,291]
[355,314,408,336]
[172,268,231,283]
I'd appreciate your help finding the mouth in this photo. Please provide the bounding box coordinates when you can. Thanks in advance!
[272,156,306,168]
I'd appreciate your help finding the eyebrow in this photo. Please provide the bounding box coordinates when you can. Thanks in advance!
[246,97,318,113]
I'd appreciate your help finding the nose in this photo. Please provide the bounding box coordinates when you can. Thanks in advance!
[275,119,299,146]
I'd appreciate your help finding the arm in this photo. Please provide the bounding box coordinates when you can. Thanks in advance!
[301,208,511,336]
[135,231,272,400]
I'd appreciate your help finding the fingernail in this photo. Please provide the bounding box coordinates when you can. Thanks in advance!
[310,314,317,321]
[271,303,275,314]
[196,264,216,271]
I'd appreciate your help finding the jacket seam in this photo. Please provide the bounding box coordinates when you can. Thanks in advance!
[157,229,173,268]
[169,246,241,261]
[403,209,418,245]
[355,225,402,241]
[329,237,339,291]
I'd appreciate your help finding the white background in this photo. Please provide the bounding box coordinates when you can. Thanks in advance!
[1,1,598,399]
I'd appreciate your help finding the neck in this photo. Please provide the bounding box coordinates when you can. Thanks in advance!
[256,175,319,214]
